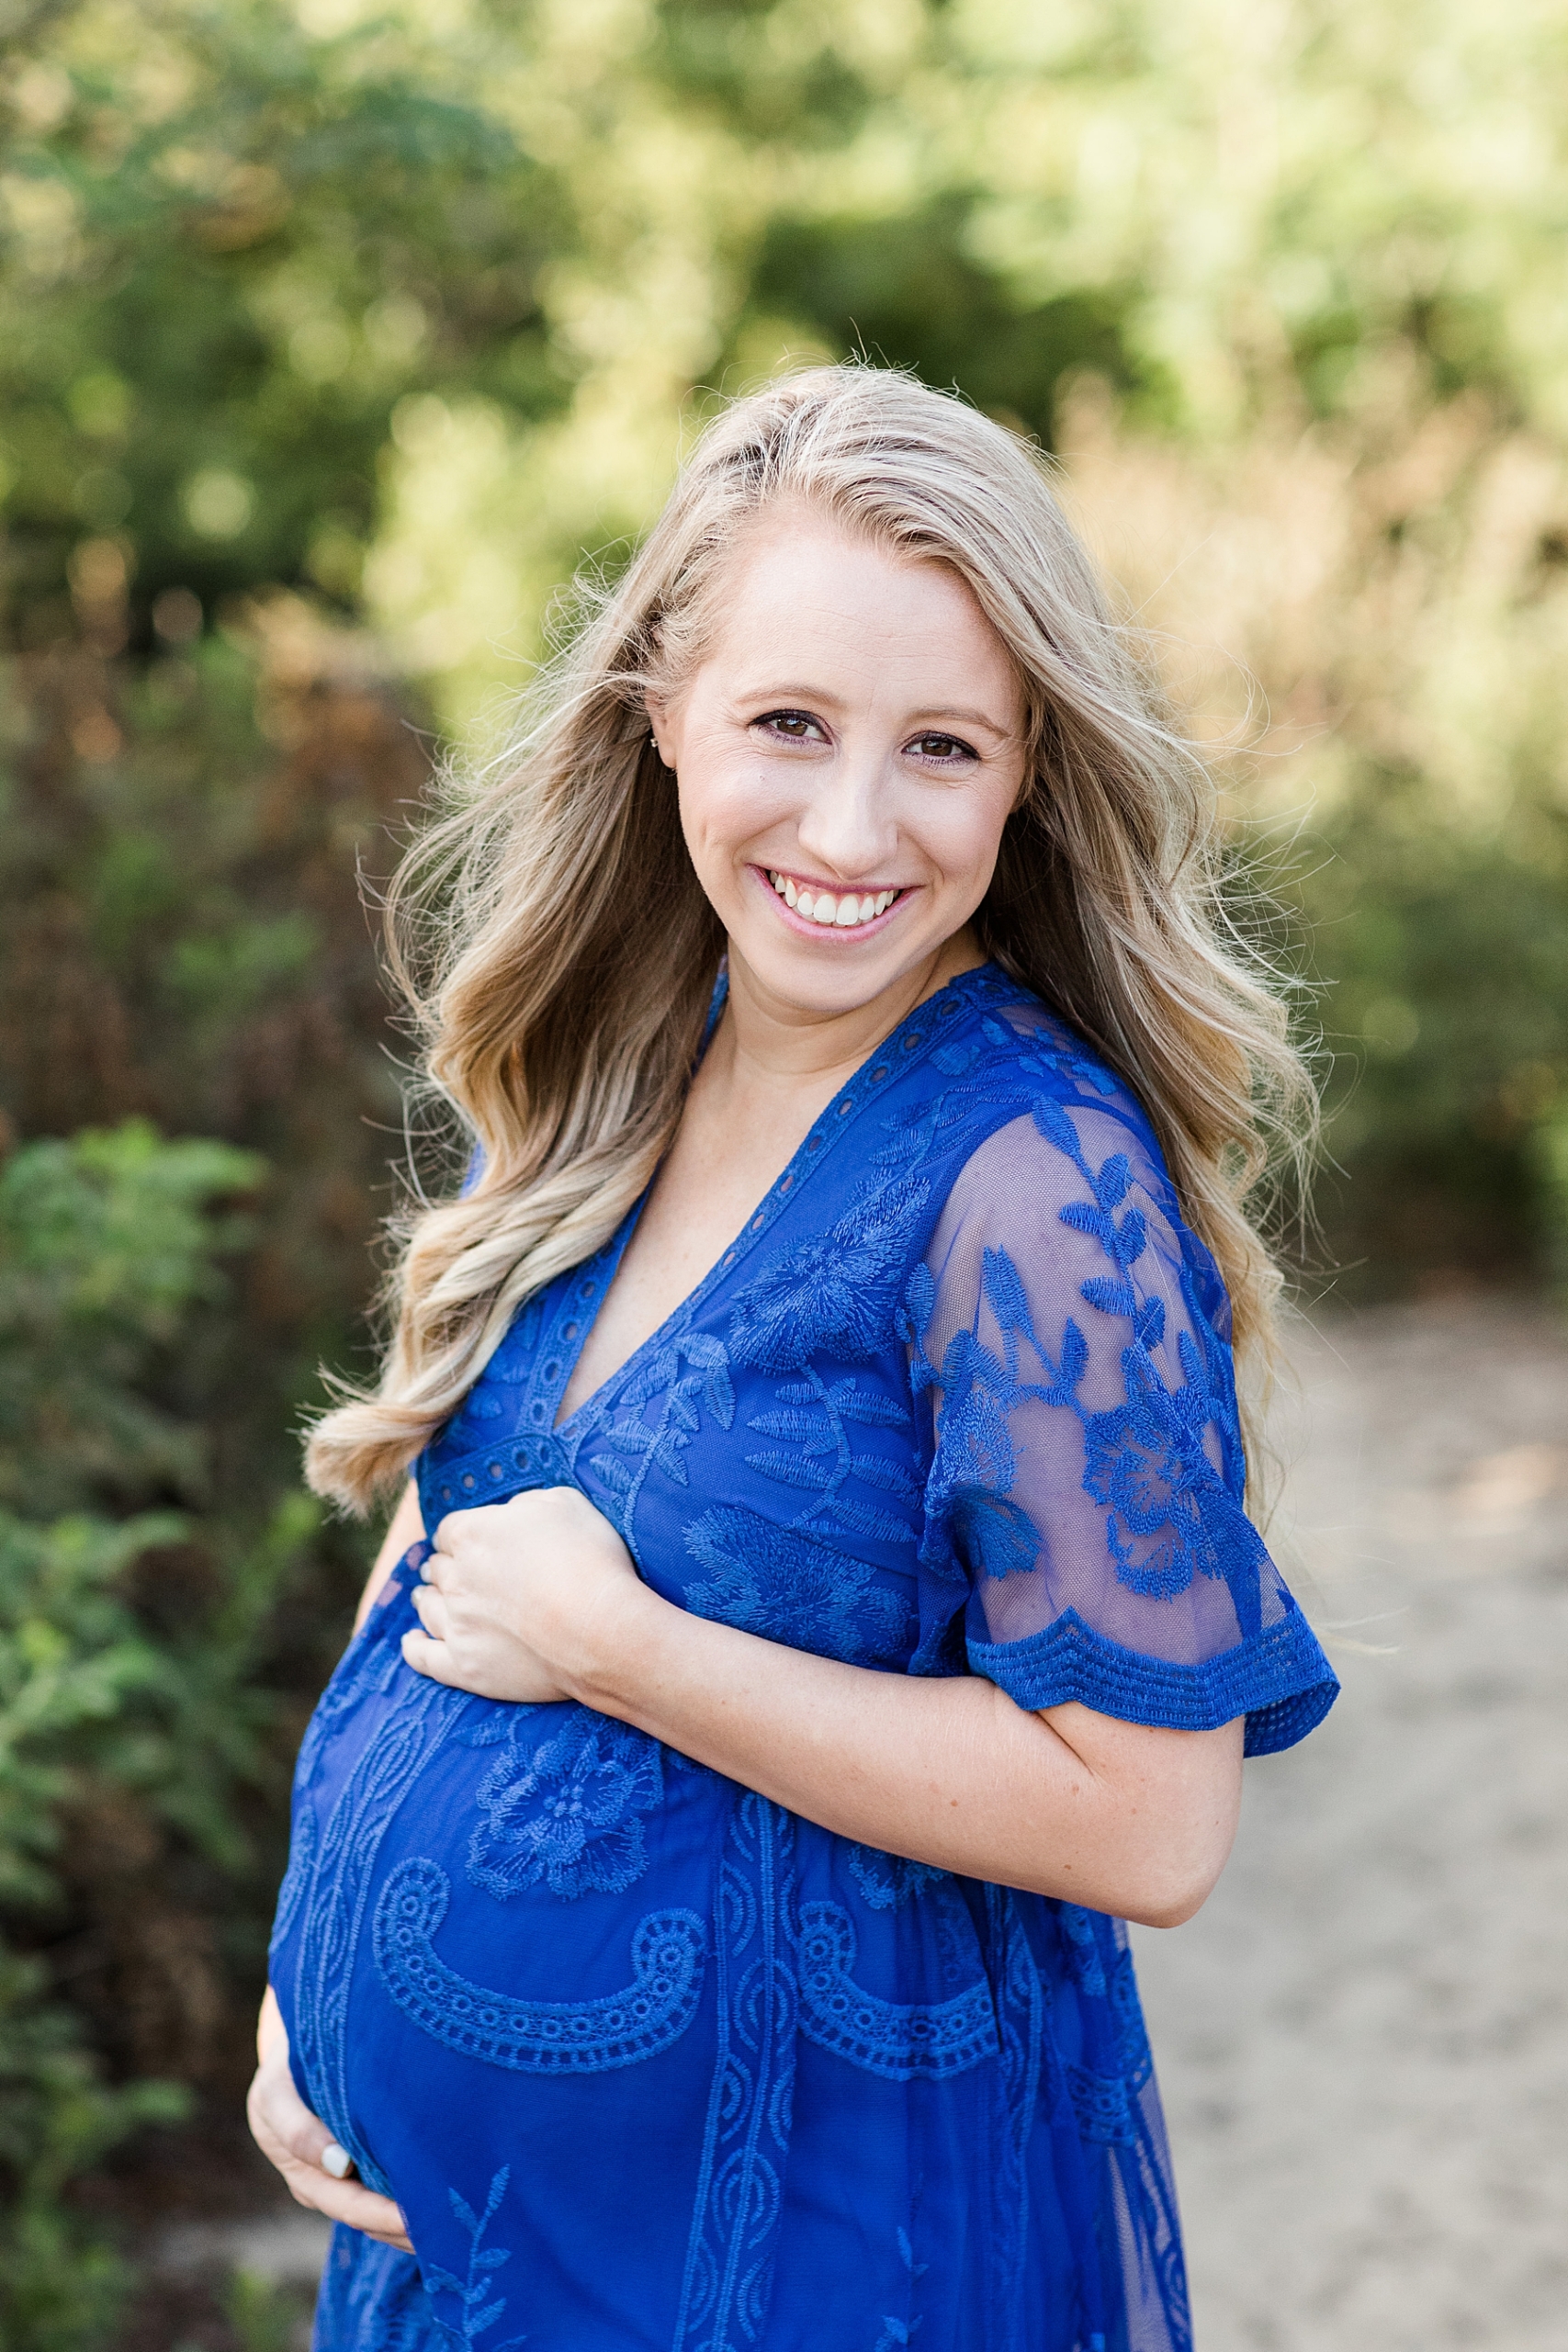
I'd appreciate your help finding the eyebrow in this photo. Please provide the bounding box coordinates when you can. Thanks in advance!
[737,684,1015,740]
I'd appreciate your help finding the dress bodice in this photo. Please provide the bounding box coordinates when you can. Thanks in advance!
[271,965,1337,2352]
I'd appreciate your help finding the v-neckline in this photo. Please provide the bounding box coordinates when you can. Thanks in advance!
[546,961,999,1440]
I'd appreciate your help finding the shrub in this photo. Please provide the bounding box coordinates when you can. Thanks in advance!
[0,1128,331,2348]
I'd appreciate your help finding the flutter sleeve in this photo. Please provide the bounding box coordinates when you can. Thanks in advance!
[906,1093,1337,1757]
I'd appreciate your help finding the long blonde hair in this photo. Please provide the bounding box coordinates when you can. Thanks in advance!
[307,365,1314,1513]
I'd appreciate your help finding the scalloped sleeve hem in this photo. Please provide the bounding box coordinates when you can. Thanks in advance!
[967,1604,1340,1758]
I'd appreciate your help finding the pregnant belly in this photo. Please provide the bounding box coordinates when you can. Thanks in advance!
[266,1574,1021,2351]
[268,1586,736,2331]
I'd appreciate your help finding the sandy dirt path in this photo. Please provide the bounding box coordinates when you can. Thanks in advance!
[1133,1299,1568,2351]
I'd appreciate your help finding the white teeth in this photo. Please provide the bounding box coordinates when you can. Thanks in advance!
[769,872,900,926]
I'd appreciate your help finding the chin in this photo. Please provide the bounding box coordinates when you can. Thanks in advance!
[738,933,931,1015]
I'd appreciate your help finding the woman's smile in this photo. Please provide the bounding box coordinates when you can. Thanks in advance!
[760,864,908,933]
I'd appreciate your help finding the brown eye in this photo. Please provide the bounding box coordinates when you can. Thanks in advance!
[754,709,824,742]
[908,732,977,763]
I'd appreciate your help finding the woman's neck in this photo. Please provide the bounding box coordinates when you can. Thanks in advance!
[708,925,986,1105]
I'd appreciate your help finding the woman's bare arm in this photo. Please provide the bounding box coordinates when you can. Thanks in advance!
[407,1488,1244,1928]
[581,1595,1239,1928]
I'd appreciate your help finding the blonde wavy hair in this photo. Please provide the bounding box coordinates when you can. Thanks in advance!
[307,364,1315,1514]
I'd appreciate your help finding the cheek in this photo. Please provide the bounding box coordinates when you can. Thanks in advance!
[676,752,789,862]
[917,777,1019,889]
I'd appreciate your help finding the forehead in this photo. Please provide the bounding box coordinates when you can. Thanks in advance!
[701,507,1020,706]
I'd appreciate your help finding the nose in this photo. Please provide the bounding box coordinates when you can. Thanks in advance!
[792,744,898,881]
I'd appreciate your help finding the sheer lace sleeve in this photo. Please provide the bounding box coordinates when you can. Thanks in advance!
[905,1094,1337,1757]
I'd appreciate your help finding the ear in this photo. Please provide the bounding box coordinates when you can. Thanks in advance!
[643,689,674,771]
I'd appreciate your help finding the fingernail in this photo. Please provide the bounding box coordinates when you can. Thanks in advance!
[321,2142,355,2180]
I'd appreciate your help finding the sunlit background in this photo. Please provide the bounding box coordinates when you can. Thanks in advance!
[2,1,1566,2345]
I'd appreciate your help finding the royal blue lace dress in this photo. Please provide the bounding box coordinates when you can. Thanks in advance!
[270,964,1337,2352]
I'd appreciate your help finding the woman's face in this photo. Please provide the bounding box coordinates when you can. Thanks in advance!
[647,509,1029,1021]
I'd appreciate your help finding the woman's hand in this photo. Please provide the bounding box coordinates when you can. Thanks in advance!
[247,1988,413,2252]
[401,1485,654,1705]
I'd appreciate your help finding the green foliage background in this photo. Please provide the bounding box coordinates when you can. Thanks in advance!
[2,0,1566,2337]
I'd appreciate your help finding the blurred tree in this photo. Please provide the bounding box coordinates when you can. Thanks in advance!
[1,0,571,641]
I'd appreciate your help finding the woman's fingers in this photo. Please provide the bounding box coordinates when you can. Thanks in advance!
[263,2055,332,2165]
[410,1581,450,1640]
[246,2062,413,2252]
[252,1998,335,2165]
[430,1509,474,1566]
[401,1625,458,1683]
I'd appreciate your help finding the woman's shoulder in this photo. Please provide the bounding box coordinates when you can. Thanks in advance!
[924,969,1173,1206]
[918,969,1227,1330]
[939,967,1156,1131]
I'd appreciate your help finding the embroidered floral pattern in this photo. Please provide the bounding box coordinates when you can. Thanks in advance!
[581,1326,736,1536]
[908,1319,1039,1584]
[1084,1349,1268,1629]
[847,1845,948,1912]
[988,1012,1121,1103]
[873,2227,930,2348]
[683,1503,912,1667]
[742,1372,919,1548]
[468,1712,663,1902]
[1049,1906,1155,2148]
[908,1107,1270,1619]
[728,1176,931,1373]
[425,2165,525,2348]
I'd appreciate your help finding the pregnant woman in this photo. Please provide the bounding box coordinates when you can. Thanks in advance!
[251,366,1337,2352]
